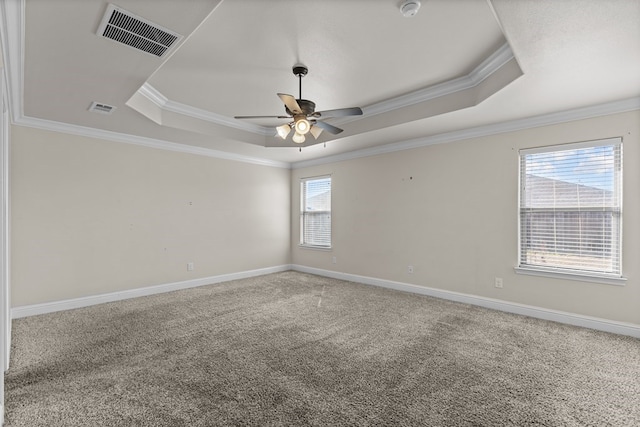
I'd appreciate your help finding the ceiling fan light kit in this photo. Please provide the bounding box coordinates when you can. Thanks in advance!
[309,125,323,139]
[276,123,291,139]
[234,64,363,147]
[292,132,306,144]
[294,117,311,135]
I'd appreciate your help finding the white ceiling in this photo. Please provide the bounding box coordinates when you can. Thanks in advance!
[2,0,639,166]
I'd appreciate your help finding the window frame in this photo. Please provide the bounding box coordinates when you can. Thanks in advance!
[515,137,626,285]
[299,175,332,250]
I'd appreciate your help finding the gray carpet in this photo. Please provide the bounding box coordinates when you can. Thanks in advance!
[5,271,640,426]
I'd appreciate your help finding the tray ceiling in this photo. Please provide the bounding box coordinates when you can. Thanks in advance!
[1,0,639,165]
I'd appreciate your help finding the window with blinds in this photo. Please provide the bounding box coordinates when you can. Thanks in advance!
[300,176,331,248]
[518,138,622,277]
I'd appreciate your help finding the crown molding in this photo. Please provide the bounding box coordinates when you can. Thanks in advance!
[356,43,516,121]
[0,0,287,169]
[14,115,290,169]
[136,43,517,135]
[469,42,516,85]
[137,83,273,136]
[14,96,637,172]
[291,97,640,169]
[2,0,638,171]
[137,83,168,108]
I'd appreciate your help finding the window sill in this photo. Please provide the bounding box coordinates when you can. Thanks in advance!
[514,266,627,286]
[299,244,332,252]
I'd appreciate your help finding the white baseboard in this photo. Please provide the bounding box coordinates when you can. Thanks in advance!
[292,265,640,339]
[12,264,639,339]
[11,265,292,319]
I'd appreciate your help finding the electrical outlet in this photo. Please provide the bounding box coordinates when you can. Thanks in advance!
[332,256,337,264]
[495,277,503,288]
[408,265,414,274]
[187,262,194,271]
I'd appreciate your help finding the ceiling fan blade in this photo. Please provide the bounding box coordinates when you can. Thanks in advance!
[313,107,363,118]
[277,93,302,115]
[234,115,290,119]
[313,120,343,135]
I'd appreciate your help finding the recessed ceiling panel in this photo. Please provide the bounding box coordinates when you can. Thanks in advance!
[148,0,507,119]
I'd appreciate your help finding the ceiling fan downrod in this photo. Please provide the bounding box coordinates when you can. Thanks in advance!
[292,64,308,100]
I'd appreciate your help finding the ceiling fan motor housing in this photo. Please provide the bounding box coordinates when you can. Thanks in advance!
[286,99,316,116]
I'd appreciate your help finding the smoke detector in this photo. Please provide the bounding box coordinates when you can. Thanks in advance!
[400,1,421,17]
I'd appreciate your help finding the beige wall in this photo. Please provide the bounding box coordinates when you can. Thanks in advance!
[291,111,640,324]
[9,110,640,324]
[10,126,291,306]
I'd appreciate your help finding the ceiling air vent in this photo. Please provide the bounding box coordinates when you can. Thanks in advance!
[89,102,116,115]
[96,4,183,58]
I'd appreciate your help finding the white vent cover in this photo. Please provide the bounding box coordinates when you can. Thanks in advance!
[88,102,116,115]
[96,4,182,57]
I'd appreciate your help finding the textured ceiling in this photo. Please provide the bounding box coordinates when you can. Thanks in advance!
[2,0,639,165]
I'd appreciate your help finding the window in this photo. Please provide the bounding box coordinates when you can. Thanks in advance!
[518,138,622,279]
[300,176,331,248]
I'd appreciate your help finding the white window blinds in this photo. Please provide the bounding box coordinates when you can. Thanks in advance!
[300,176,331,248]
[519,138,622,277]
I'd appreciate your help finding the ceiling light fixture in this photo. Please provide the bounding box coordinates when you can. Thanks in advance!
[294,117,311,135]
[400,0,421,17]
[292,132,306,144]
[276,123,292,139]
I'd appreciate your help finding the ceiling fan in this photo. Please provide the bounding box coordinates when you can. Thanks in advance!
[234,64,363,144]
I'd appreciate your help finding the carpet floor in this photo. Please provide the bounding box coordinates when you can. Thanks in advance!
[5,271,640,426]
